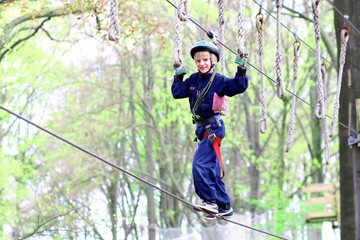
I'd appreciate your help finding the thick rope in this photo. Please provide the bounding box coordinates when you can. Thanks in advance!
[321,63,330,164]
[329,27,350,138]
[285,39,300,152]
[218,0,228,116]
[312,0,325,119]
[218,0,225,75]
[108,0,121,41]
[275,0,285,99]
[237,0,245,57]
[173,0,189,69]
[256,12,267,134]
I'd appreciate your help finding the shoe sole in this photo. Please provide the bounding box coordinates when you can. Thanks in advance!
[193,206,218,215]
[204,215,218,221]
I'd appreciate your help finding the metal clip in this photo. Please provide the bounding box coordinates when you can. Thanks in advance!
[208,133,216,144]
[348,135,359,146]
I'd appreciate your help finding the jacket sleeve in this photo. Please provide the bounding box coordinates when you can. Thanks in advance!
[218,66,249,97]
[171,75,191,99]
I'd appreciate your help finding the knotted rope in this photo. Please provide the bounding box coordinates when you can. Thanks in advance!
[329,26,350,138]
[285,38,300,152]
[321,62,330,164]
[218,0,225,75]
[218,0,228,116]
[108,0,121,41]
[173,0,190,69]
[237,0,246,58]
[256,11,267,134]
[312,0,325,119]
[275,0,285,99]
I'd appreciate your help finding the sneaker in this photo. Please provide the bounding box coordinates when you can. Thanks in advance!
[218,207,233,219]
[195,201,218,214]
[203,207,233,221]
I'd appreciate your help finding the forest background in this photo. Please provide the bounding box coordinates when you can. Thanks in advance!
[0,0,359,239]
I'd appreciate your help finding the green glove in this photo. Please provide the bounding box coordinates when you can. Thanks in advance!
[175,65,187,75]
[235,55,247,67]
[235,48,248,67]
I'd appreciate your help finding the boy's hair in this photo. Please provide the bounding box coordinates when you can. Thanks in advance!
[194,51,218,63]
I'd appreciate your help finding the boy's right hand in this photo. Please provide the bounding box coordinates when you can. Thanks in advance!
[175,65,187,76]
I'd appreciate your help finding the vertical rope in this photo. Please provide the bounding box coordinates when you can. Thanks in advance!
[329,26,350,138]
[285,39,300,152]
[173,0,189,69]
[275,0,285,99]
[312,0,325,119]
[321,63,330,164]
[256,12,267,134]
[218,0,228,116]
[218,0,225,75]
[108,0,121,41]
[237,0,245,57]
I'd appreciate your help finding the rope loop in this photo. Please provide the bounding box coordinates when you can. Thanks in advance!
[275,0,285,99]
[177,0,190,22]
[329,26,350,138]
[256,10,267,134]
[108,0,121,41]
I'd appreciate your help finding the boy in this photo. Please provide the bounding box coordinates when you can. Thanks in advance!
[171,40,249,220]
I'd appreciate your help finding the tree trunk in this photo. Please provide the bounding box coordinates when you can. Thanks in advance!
[334,0,359,239]
[142,38,156,240]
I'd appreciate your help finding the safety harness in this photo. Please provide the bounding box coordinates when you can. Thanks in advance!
[203,127,225,180]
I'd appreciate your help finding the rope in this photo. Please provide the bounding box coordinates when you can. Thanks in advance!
[329,26,350,138]
[321,63,330,164]
[275,0,285,99]
[312,0,326,119]
[256,11,267,134]
[285,38,300,152]
[237,0,245,57]
[218,0,225,75]
[217,0,228,116]
[173,0,189,69]
[108,0,121,41]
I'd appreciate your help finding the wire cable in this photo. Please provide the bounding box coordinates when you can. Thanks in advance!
[166,0,358,135]
[0,105,288,240]
[326,0,360,35]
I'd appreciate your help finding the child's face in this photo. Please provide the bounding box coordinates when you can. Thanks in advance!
[194,52,214,74]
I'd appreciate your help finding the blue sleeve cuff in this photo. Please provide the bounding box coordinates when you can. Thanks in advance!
[236,66,247,76]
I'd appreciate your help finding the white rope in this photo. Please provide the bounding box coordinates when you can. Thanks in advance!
[275,0,285,99]
[108,0,121,41]
[329,27,350,138]
[256,13,267,134]
[177,0,190,21]
[237,0,245,57]
[218,0,225,75]
[312,0,325,119]
[321,63,330,164]
[173,0,189,69]
[285,40,300,152]
[218,0,228,116]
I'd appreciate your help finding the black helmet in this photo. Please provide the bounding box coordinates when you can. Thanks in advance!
[190,40,220,61]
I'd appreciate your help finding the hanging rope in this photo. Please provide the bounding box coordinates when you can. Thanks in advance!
[312,0,325,119]
[177,0,190,21]
[173,0,190,70]
[321,62,330,164]
[108,0,121,41]
[329,26,350,138]
[217,0,228,116]
[285,37,300,152]
[256,8,267,134]
[237,0,246,57]
[218,0,225,75]
[275,0,285,99]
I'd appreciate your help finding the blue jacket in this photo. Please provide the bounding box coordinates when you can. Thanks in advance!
[171,67,249,119]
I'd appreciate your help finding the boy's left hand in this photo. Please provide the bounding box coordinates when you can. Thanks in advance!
[175,65,187,75]
[235,55,247,67]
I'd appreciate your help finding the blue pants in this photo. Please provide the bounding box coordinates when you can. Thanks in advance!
[193,120,230,206]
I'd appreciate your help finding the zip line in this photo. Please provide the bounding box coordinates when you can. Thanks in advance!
[0,105,288,240]
[166,0,358,136]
